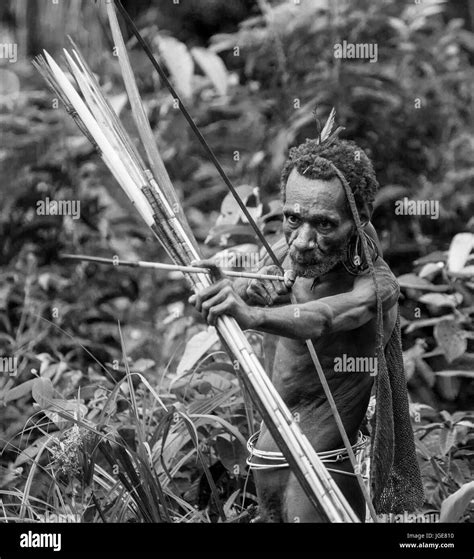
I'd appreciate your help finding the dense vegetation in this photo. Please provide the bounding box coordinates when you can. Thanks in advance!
[0,0,473,523]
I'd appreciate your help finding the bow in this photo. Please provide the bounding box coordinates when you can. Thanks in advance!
[112,1,377,520]
[34,3,364,522]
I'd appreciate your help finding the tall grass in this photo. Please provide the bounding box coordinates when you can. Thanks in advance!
[0,322,258,523]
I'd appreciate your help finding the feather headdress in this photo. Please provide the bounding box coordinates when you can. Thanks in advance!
[313,107,345,147]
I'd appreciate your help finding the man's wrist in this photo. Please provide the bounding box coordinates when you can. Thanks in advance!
[249,306,266,329]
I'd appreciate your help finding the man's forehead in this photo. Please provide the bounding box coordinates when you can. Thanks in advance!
[285,168,347,215]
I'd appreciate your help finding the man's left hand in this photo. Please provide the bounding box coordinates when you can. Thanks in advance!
[188,259,257,329]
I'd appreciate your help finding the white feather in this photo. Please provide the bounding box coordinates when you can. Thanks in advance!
[320,107,336,143]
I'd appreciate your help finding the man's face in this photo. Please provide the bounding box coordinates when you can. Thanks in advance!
[283,168,354,278]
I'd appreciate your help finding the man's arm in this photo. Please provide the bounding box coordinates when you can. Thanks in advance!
[190,259,399,338]
[253,260,399,338]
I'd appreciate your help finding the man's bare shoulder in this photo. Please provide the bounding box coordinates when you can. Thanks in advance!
[373,257,399,289]
[352,257,400,310]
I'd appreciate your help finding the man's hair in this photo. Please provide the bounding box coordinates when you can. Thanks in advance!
[280,138,379,208]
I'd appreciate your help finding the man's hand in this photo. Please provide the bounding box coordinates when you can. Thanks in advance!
[188,259,258,329]
[246,265,296,307]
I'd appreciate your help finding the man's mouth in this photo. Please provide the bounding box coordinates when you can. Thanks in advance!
[289,248,344,278]
[289,251,322,266]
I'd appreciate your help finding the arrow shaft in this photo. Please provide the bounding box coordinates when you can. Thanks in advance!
[60,253,285,281]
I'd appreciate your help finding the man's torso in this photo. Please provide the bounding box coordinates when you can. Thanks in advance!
[261,254,398,452]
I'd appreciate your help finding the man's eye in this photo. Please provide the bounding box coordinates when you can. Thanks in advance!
[318,220,334,231]
[287,215,300,226]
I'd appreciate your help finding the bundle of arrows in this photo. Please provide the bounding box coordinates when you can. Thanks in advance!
[33,2,359,522]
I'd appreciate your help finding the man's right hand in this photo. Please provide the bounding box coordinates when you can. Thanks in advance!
[246,266,296,307]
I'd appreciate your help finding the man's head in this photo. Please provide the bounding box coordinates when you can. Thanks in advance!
[280,139,379,278]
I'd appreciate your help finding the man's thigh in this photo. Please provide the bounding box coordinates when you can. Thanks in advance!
[282,460,366,522]
[253,468,289,522]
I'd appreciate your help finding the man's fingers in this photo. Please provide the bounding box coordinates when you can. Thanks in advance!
[274,280,289,295]
[265,264,281,275]
[207,300,232,326]
[262,281,278,304]
[247,281,270,305]
[189,279,233,314]
[189,292,203,311]
[248,280,276,306]
[194,279,231,301]
[200,290,228,321]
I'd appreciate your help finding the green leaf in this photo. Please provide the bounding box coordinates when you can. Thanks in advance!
[397,273,449,292]
[194,371,233,393]
[418,293,461,309]
[190,414,247,448]
[434,320,467,363]
[191,47,228,96]
[31,377,54,408]
[414,251,447,266]
[447,233,473,273]
[41,399,88,428]
[436,375,461,401]
[223,488,242,518]
[2,379,37,404]
[207,225,256,245]
[450,459,471,487]
[211,185,262,229]
[215,434,248,475]
[175,327,220,377]
[0,462,23,488]
[405,315,455,334]
[439,481,474,522]
[418,262,444,281]
[14,434,55,468]
[414,438,433,460]
[132,359,155,373]
[0,280,14,310]
[156,35,194,99]
[438,427,456,456]
[0,68,20,97]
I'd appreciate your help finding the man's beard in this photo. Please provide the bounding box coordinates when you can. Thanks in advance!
[289,246,346,278]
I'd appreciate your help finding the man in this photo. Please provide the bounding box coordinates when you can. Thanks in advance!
[190,137,423,522]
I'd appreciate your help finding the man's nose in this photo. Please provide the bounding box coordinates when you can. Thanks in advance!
[293,224,316,252]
